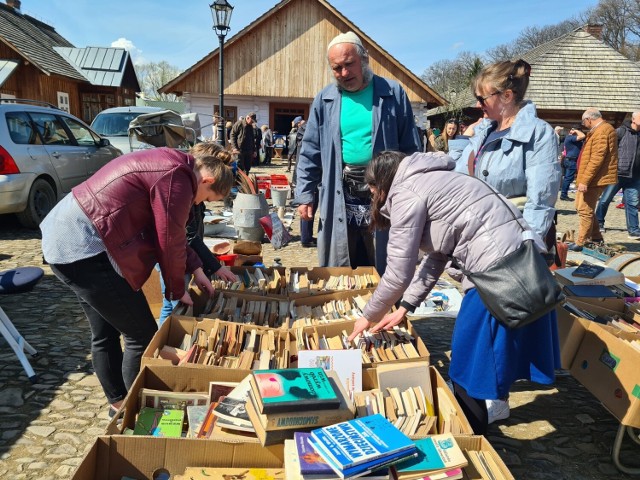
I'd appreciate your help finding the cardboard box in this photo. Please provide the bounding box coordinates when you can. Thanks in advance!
[72,436,283,480]
[291,320,430,390]
[106,365,252,436]
[142,316,293,370]
[289,289,376,328]
[569,322,640,427]
[556,305,591,370]
[141,267,164,319]
[454,435,515,480]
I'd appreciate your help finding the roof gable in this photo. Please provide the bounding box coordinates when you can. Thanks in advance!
[0,4,86,81]
[160,0,445,106]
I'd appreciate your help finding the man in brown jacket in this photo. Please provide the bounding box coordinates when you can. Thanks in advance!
[570,108,619,251]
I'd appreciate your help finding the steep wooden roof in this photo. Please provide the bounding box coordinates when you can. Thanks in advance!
[0,3,86,81]
[160,0,445,107]
[430,28,640,116]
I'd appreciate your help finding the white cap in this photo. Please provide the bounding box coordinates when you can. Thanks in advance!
[327,31,363,51]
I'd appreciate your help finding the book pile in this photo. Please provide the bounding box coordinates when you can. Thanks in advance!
[288,272,377,295]
[290,294,370,328]
[155,321,289,369]
[246,368,355,446]
[354,385,435,438]
[390,433,467,480]
[210,268,285,296]
[202,292,289,327]
[306,414,419,479]
[554,265,625,287]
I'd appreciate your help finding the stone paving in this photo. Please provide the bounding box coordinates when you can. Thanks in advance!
[0,160,638,479]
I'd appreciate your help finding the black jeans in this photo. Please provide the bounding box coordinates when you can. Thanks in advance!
[453,381,488,435]
[50,253,157,404]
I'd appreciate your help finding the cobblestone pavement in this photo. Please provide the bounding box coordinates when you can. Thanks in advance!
[0,161,638,479]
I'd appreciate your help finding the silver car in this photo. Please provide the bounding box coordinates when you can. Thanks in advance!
[0,100,122,228]
[90,106,163,153]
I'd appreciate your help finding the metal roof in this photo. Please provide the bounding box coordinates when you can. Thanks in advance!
[54,47,131,87]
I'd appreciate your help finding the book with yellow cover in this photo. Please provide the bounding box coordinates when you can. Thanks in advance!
[174,468,285,480]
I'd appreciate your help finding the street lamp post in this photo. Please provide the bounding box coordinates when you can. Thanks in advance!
[210,0,233,146]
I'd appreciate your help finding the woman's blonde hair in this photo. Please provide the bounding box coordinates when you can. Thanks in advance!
[190,142,234,197]
[472,59,531,104]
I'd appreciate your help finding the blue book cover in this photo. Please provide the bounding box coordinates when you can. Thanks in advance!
[310,414,415,470]
[310,437,417,480]
[295,432,337,477]
[393,434,467,474]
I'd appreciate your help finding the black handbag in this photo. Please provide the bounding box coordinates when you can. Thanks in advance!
[454,177,564,329]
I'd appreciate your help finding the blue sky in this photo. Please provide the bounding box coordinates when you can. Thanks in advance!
[38,0,598,76]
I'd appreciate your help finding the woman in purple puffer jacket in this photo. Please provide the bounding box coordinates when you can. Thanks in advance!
[348,150,560,435]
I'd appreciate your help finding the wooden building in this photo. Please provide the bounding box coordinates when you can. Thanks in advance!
[428,26,640,130]
[0,0,140,123]
[159,0,445,138]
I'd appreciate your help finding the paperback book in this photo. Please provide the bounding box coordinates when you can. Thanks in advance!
[133,407,184,437]
[310,414,416,471]
[391,434,467,480]
[251,368,341,414]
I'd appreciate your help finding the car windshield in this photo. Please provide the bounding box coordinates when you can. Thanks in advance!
[91,112,145,136]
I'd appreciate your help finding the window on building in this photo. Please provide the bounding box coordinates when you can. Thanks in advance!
[57,92,70,112]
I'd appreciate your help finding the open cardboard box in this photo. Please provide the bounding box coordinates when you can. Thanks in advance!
[72,436,284,480]
[142,316,293,370]
[292,319,430,390]
[569,321,640,427]
[105,365,252,436]
[455,435,515,480]
[289,289,377,328]
[556,304,591,370]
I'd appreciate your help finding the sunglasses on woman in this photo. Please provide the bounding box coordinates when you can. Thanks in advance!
[476,91,501,106]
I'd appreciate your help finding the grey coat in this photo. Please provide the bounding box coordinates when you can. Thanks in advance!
[363,152,534,323]
[295,75,420,267]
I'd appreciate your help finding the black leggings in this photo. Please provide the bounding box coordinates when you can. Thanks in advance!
[453,382,488,435]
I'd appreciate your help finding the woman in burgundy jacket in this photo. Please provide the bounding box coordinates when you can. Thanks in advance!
[41,146,233,415]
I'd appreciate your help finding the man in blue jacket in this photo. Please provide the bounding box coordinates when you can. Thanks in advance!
[295,31,420,273]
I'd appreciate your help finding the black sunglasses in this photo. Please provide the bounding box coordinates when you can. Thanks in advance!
[475,91,501,106]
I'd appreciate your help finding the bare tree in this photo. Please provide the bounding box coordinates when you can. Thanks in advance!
[586,0,640,60]
[135,61,183,101]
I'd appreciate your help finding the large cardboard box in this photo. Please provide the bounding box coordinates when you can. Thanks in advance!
[142,316,293,370]
[569,321,640,427]
[106,365,252,436]
[72,436,283,480]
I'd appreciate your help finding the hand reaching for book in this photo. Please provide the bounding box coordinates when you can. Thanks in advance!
[193,267,215,296]
[214,266,236,282]
[348,317,372,342]
[370,307,407,333]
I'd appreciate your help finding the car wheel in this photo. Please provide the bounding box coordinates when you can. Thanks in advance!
[16,179,56,229]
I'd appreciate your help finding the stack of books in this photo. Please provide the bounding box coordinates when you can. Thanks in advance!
[306,414,419,479]
[246,368,355,446]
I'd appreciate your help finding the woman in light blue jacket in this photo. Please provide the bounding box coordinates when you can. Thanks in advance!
[457,59,562,425]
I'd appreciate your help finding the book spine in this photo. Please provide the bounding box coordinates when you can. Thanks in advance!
[264,410,354,431]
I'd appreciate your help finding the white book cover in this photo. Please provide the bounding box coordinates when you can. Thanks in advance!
[297,349,362,399]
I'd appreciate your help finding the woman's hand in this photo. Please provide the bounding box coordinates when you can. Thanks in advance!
[192,268,214,296]
[370,307,408,333]
[214,266,236,282]
[348,317,372,342]
[179,291,193,306]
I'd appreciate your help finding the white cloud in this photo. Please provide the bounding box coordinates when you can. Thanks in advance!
[111,37,146,65]
[450,42,464,51]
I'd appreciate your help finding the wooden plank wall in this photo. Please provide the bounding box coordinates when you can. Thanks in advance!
[169,0,435,105]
